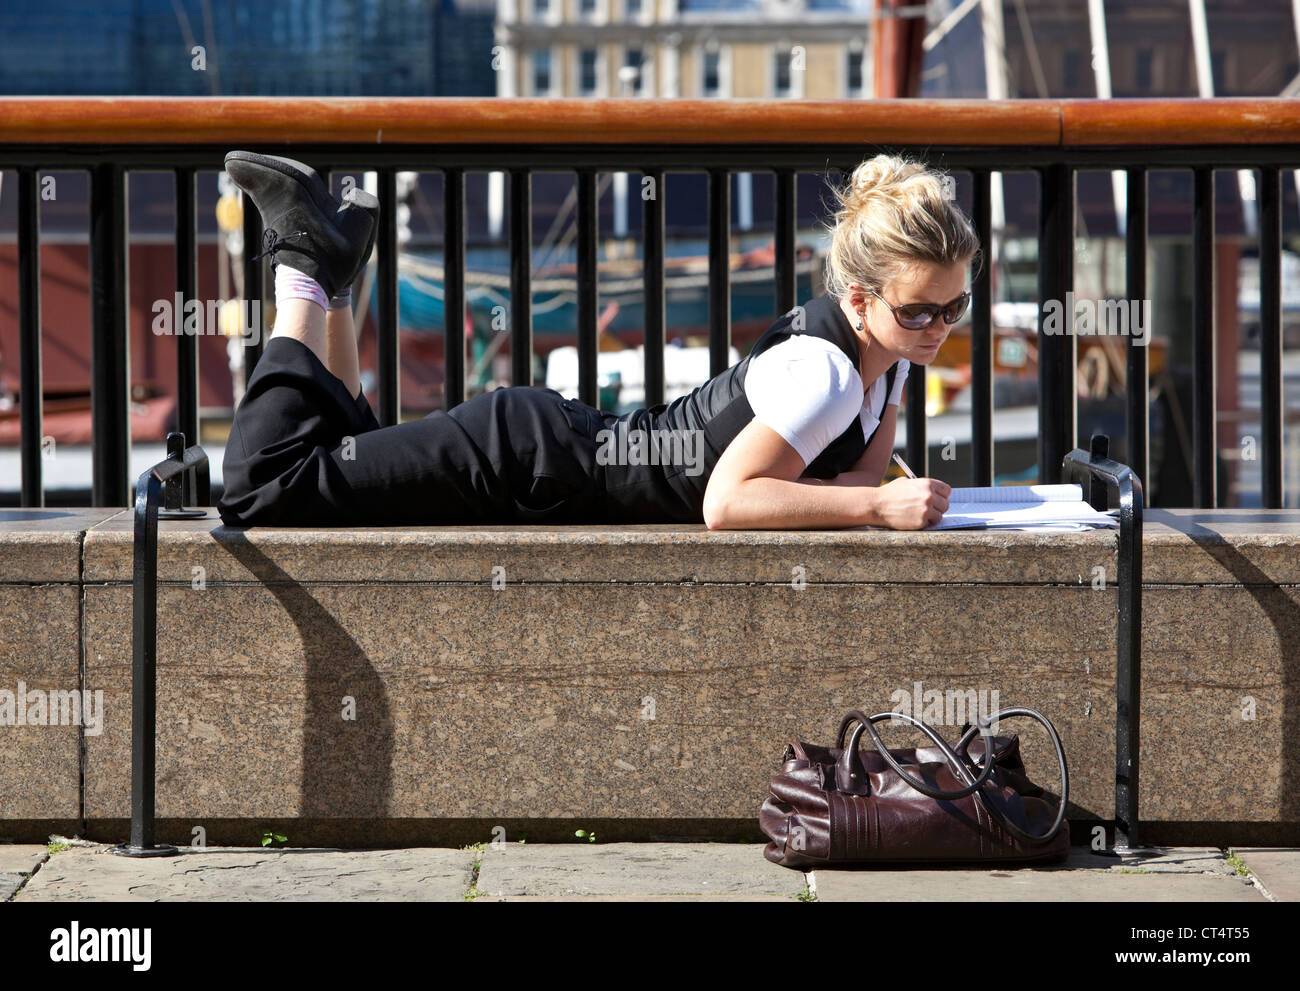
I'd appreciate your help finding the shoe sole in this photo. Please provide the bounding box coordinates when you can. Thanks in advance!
[341,187,380,282]
[343,186,380,212]
[224,150,339,223]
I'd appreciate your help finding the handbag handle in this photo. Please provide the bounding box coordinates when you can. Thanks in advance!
[837,707,1070,845]
[837,709,999,801]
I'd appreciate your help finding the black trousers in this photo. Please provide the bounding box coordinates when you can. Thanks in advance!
[217,336,610,526]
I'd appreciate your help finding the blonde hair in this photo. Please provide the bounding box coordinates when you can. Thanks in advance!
[823,154,981,301]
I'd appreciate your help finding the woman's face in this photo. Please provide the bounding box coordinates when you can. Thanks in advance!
[855,258,971,366]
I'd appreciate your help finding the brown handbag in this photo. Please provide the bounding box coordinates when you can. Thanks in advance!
[759,707,1070,868]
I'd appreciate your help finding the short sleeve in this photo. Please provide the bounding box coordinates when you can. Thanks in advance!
[886,358,910,406]
[860,359,910,442]
[744,336,864,466]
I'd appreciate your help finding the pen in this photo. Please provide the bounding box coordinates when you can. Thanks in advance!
[892,452,918,479]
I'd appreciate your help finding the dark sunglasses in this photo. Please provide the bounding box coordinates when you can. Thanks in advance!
[869,288,971,331]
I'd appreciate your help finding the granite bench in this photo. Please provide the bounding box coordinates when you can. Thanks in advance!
[2,504,1298,848]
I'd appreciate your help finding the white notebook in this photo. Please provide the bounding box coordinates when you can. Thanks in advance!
[929,483,1119,531]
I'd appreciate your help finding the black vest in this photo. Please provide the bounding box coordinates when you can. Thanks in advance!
[598,293,899,523]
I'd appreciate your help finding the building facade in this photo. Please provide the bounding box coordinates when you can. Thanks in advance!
[494,0,875,99]
[0,0,497,97]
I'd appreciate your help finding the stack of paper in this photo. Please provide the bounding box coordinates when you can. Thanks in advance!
[930,483,1119,532]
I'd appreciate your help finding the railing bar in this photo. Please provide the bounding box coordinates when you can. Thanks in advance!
[241,190,264,383]
[1125,169,1150,501]
[774,169,796,317]
[576,169,599,407]
[443,168,467,409]
[970,169,993,487]
[905,360,927,475]
[708,169,731,379]
[90,162,131,507]
[18,167,43,507]
[174,166,198,495]
[7,147,1300,171]
[1037,163,1076,486]
[642,168,666,409]
[1258,166,1283,509]
[377,168,400,426]
[1192,166,1217,508]
[116,438,209,859]
[510,169,533,387]
[1061,445,1143,849]
[130,477,160,850]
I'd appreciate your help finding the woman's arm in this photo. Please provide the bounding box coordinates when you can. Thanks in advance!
[852,401,899,485]
[702,413,950,530]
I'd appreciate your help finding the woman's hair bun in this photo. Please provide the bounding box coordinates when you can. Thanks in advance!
[824,153,981,299]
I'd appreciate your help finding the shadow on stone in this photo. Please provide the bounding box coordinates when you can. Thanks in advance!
[217,529,393,818]
[1178,519,1300,822]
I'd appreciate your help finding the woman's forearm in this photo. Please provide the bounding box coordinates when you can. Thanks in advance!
[703,472,883,530]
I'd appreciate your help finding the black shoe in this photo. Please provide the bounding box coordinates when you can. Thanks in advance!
[340,183,379,296]
[224,151,376,299]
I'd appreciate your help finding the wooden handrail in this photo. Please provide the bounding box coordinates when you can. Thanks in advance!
[1061,97,1300,146]
[0,97,1295,146]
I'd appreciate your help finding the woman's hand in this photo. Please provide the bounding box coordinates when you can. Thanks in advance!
[871,476,952,529]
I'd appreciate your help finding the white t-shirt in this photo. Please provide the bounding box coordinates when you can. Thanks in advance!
[744,335,909,467]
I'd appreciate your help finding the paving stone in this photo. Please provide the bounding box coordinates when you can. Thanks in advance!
[472,893,800,902]
[0,845,48,875]
[1062,846,1238,875]
[812,864,1265,902]
[2,842,1277,903]
[1233,848,1300,901]
[0,873,27,901]
[14,845,477,902]
[472,843,806,900]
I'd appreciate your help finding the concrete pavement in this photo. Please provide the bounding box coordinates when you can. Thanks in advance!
[2,840,1292,902]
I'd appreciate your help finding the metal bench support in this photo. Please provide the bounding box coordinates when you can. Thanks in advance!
[1062,433,1144,851]
[111,431,209,858]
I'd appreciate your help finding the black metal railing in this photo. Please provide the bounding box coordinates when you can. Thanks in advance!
[3,99,1294,510]
[111,430,209,858]
[1063,433,1145,850]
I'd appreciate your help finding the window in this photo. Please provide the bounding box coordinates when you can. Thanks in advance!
[579,48,599,96]
[846,47,864,95]
[531,48,552,95]
[702,50,721,96]
[774,49,793,97]
[622,47,644,94]
[580,0,598,17]
[533,0,550,18]
[625,0,642,19]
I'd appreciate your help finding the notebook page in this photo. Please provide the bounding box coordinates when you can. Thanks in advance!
[945,484,1087,504]
[931,494,1118,530]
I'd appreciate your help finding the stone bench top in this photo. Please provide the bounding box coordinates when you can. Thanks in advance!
[4,507,1300,585]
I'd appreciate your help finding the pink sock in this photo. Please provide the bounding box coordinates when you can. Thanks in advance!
[274,265,328,312]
